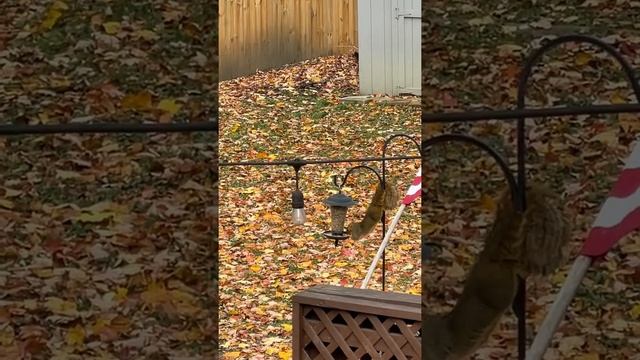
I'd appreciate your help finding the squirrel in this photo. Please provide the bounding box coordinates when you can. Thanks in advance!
[348,179,400,240]
[422,184,572,360]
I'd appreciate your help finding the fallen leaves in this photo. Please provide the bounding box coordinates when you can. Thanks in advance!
[2,0,214,126]
[2,2,215,358]
[0,131,218,357]
[424,0,640,357]
[220,54,420,356]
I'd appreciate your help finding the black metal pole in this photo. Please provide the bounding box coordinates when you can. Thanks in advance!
[422,103,640,123]
[422,133,521,356]
[379,134,421,292]
[220,154,420,167]
[382,155,387,292]
[514,118,527,360]
[512,34,640,360]
[0,120,218,135]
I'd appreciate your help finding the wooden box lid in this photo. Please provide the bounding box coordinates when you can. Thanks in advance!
[293,285,421,321]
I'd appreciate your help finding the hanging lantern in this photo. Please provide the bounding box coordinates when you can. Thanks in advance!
[323,191,357,245]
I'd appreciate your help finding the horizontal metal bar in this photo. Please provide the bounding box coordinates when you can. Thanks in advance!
[422,103,640,123]
[220,155,421,167]
[0,120,218,135]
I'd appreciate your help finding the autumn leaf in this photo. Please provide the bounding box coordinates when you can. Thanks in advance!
[0,198,14,209]
[133,29,159,41]
[169,290,201,316]
[445,262,466,279]
[121,91,153,110]
[1,188,22,197]
[575,354,600,360]
[278,349,293,360]
[90,317,110,336]
[575,51,593,66]
[558,336,585,356]
[141,282,169,306]
[263,212,283,224]
[610,91,627,104]
[590,129,619,147]
[56,170,82,179]
[37,1,68,32]
[74,211,115,223]
[223,352,242,360]
[0,327,14,346]
[103,22,121,35]
[109,316,130,333]
[115,287,128,301]
[157,98,182,115]
[479,194,496,212]
[65,325,85,346]
[629,304,640,320]
[44,297,79,317]
[182,23,201,38]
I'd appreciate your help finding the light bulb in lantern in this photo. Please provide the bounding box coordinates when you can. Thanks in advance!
[291,189,306,225]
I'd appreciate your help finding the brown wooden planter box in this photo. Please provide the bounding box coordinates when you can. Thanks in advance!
[292,285,421,359]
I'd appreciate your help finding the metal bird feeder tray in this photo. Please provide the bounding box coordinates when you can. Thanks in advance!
[323,191,357,244]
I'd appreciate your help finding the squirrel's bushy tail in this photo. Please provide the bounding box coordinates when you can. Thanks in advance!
[422,183,572,360]
[349,180,399,240]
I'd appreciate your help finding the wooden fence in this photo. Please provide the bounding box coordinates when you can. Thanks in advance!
[219,0,358,80]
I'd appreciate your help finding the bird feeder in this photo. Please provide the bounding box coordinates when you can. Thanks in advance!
[323,191,357,244]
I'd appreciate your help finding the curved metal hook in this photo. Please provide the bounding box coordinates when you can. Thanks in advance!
[332,165,383,190]
[382,133,422,193]
[509,35,639,359]
[422,134,519,204]
[423,133,523,352]
[513,34,640,213]
[517,34,640,106]
[383,133,423,157]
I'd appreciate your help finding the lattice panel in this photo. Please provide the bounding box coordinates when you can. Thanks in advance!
[297,306,421,360]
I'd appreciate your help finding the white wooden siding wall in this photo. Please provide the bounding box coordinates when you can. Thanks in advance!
[357,0,421,96]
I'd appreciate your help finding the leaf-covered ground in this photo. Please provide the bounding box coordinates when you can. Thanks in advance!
[423,1,640,359]
[0,0,216,125]
[0,1,217,359]
[219,55,420,358]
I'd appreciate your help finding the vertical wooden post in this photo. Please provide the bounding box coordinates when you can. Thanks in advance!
[292,302,302,360]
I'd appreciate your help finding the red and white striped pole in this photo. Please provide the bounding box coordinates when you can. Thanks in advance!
[528,142,640,359]
[361,168,422,289]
